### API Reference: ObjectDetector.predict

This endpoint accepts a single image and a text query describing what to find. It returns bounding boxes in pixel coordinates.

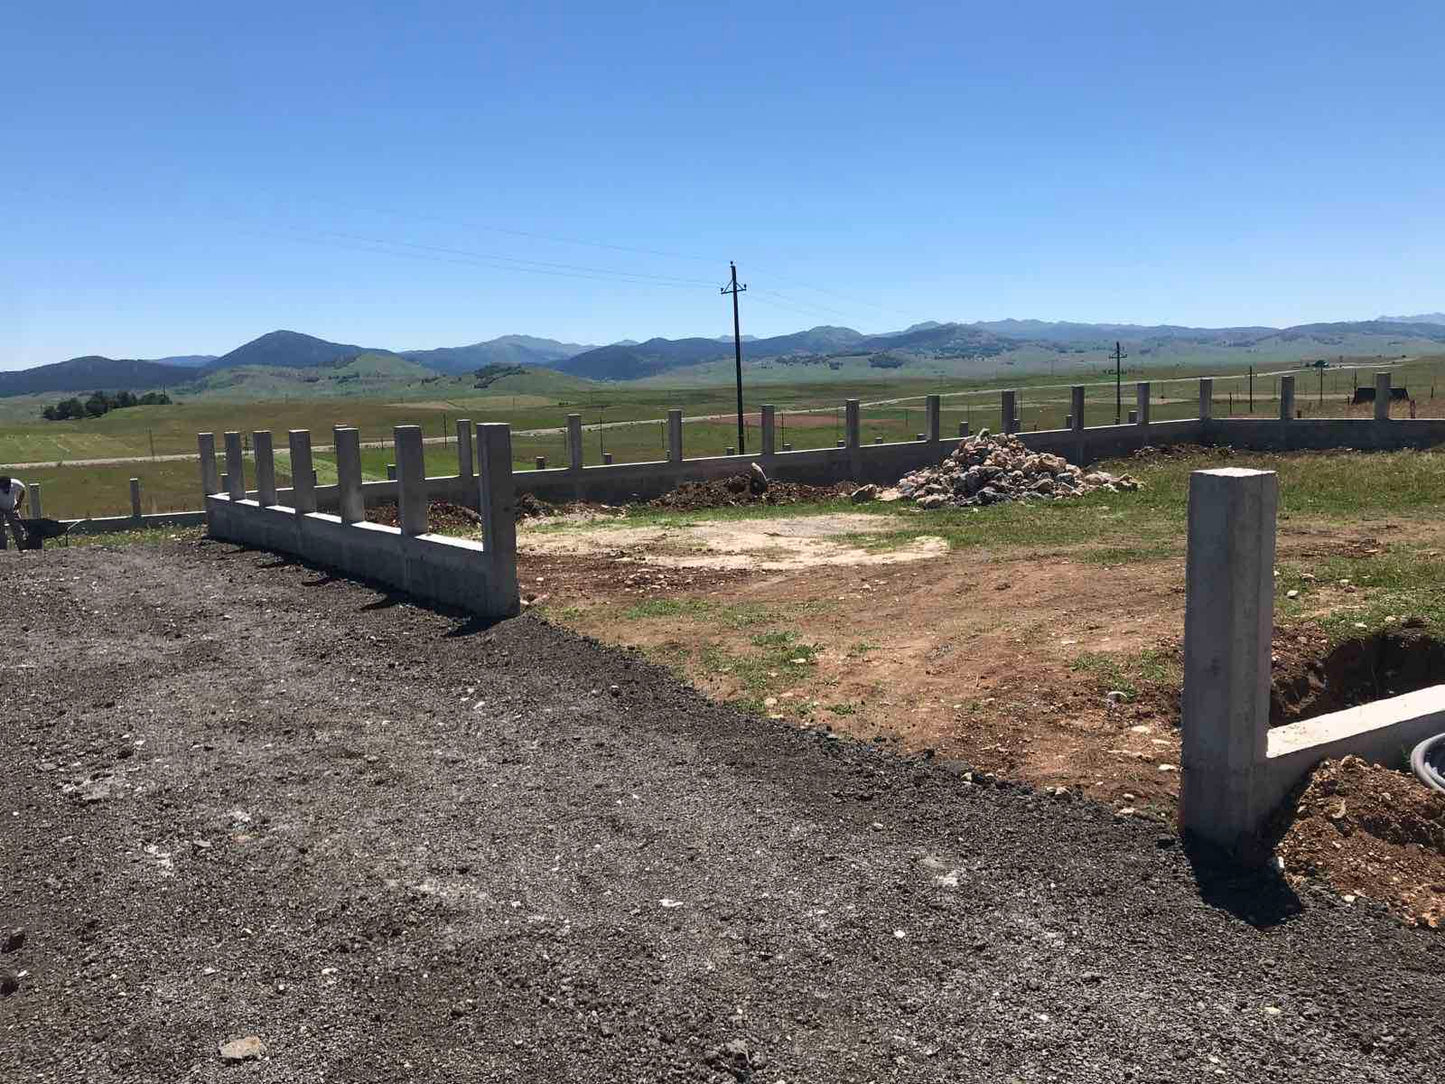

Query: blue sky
[3,1,1443,368]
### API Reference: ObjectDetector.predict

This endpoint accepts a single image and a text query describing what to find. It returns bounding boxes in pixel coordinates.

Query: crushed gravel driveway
[2,541,1443,1082]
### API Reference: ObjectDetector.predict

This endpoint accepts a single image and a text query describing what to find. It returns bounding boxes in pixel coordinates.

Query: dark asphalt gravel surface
[2,541,1443,1082]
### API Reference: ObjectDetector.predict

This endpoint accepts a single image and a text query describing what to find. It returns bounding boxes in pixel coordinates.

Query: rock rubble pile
[893,430,1141,509]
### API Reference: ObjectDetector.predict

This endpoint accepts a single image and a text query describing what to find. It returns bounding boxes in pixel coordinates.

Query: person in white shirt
[0,476,27,550]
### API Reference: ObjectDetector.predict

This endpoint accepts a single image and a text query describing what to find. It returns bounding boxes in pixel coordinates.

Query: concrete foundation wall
[1178,465,1445,853]
[205,495,517,617]
[69,407,1445,534]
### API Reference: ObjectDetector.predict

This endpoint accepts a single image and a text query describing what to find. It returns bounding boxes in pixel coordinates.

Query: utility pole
[722,261,748,454]
[1249,366,1254,412]
[1111,341,1127,425]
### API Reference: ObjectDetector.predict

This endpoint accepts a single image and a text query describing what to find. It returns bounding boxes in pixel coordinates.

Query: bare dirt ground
[522,515,1406,816]
[5,541,1445,1082]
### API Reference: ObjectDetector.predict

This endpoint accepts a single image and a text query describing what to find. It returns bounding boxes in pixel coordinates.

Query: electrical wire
[1410,733,1445,794]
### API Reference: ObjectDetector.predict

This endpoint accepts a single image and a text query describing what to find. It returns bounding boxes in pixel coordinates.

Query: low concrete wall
[201,423,519,619]
[1178,466,1445,852]
[64,381,1445,532]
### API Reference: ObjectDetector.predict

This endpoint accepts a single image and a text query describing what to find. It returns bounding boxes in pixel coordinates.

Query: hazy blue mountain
[206,330,375,370]
[557,326,867,380]
[401,334,594,374]
[1377,312,1445,325]
[0,355,191,397]
[148,354,216,367]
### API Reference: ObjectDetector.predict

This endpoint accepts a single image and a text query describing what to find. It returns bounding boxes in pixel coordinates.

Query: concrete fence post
[334,427,364,524]
[566,413,584,471]
[198,432,220,496]
[386,464,397,481]
[253,431,277,506]
[760,405,776,456]
[1179,467,1278,850]
[1136,382,1151,427]
[288,430,316,514]
[394,425,428,536]
[129,478,142,520]
[1001,390,1017,434]
[845,399,861,448]
[223,432,245,501]
[1279,375,1295,421]
[29,483,42,519]
[1199,378,1214,421]
[1071,387,1086,432]
[1375,372,1392,421]
[456,419,474,480]
[477,423,520,615]
[958,421,970,438]
[925,395,941,442]
[667,409,684,463]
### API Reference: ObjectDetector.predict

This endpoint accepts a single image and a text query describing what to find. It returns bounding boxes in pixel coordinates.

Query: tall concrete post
[334,426,364,524]
[1375,372,1392,421]
[844,399,861,447]
[28,483,41,519]
[253,431,277,506]
[197,432,220,496]
[129,478,142,520]
[394,425,428,536]
[477,423,520,616]
[958,421,970,438]
[1179,468,1278,850]
[1071,387,1086,432]
[1278,375,1295,421]
[386,464,396,481]
[760,405,776,455]
[566,414,584,471]
[456,419,474,481]
[925,395,941,442]
[1135,382,1151,427]
[223,432,245,501]
[1198,378,1214,421]
[1001,390,1017,434]
[288,430,316,514]
[667,409,684,463]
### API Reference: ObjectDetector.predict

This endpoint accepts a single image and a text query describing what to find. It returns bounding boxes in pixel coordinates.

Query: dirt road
[3,543,1443,1081]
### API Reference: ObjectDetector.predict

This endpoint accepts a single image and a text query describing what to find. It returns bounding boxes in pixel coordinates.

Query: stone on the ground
[894,432,1142,510]
[850,484,878,503]
[748,462,768,494]
[3,928,25,952]
[218,1036,267,1062]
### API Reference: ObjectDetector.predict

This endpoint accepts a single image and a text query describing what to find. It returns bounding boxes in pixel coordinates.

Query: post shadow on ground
[1181,825,1302,929]
[213,539,514,636]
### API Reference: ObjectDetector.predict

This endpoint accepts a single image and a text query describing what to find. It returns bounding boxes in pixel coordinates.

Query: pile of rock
[891,430,1142,509]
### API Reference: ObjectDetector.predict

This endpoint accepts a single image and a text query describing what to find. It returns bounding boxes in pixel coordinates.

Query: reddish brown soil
[1278,757,1445,928]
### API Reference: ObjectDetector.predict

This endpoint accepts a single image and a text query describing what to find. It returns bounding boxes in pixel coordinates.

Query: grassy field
[8,354,1443,519]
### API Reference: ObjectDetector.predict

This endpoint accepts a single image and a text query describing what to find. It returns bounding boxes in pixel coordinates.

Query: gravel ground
[2,542,1444,1083]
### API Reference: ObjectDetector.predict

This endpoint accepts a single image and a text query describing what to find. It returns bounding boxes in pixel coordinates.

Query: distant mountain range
[400,334,596,374]
[4,316,1444,397]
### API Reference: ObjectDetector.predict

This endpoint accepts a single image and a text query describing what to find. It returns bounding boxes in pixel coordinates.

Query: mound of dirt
[1131,443,1236,462]
[648,472,857,511]
[1277,755,1445,928]
[367,500,483,534]
[896,431,1142,509]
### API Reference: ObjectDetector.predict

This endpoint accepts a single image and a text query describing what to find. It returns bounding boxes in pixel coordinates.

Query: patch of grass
[623,597,718,620]
[1071,652,1137,699]
[1276,543,1445,642]
[847,640,881,657]
[827,702,859,716]
[66,525,205,548]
